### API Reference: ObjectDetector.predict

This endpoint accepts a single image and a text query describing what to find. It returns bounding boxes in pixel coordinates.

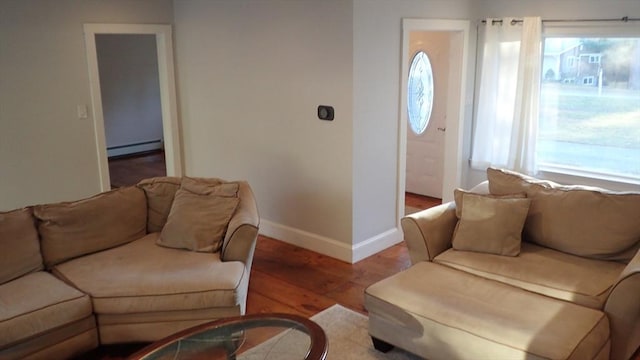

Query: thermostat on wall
[317,105,334,121]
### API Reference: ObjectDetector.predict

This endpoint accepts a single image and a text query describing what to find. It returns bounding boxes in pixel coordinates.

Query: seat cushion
[365,262,610,360]
[0,208,43,284]
[435,242,625,309]
[0,272,93,348]
[34,186,147,267]
[53,233,246,314]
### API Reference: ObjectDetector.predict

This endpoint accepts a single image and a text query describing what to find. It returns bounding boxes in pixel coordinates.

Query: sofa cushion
[435,242,626,309]
[452,190,530,256]
[34,186,147,267]
[158,180,239,252]
[365,262,610,360]
[487,167,640,261]
[53,233,246,314]
[136,176,182,233]
[0,208,43,284]
[0,272,93,348]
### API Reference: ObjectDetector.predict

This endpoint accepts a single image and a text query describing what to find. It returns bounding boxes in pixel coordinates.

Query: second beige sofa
[365,168,640,360]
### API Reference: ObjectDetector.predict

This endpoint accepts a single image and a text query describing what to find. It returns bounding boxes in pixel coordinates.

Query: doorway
[84,24,182,191]
[405,31,453,199]
[398,19,473,219]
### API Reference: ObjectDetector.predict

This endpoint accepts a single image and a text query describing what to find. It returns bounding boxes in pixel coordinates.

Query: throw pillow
[158,180,240,252]
[452,192,531,256]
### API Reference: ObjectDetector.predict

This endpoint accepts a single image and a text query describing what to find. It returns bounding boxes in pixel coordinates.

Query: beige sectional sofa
[366,168,640,360]
[0,176,259,359]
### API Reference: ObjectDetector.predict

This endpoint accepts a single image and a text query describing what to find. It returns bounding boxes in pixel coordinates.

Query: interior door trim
[83,23,183,191]
[397,19,475,225]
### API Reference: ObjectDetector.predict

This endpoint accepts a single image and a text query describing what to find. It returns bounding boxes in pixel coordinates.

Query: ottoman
[365,262,610,360]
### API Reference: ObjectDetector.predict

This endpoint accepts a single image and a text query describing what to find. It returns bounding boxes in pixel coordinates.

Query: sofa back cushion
[0,208,44,284]
[487,167,640,262]
[137,177,182,233]
[34,186,147,267]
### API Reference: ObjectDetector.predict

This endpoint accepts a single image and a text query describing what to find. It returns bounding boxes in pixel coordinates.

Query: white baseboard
[259,220,403,263]
[351,227,403,262]
[107,140,163,158]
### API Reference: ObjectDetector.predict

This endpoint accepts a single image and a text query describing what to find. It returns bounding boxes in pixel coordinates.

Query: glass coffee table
[128,313,327,360]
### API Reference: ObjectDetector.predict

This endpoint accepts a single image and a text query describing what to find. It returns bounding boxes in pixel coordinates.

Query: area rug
[309,304,420,360]
[239,304,420,360]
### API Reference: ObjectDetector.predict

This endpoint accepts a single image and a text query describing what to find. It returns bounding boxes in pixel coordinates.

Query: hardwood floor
[108,150,166,189]
[405,191,441,209]
[249,236,414,317]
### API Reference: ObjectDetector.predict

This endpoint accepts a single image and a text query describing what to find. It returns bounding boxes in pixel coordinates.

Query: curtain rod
[483,16,639,25]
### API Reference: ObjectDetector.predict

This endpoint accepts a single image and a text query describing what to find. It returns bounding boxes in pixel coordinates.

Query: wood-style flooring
[108,151,166,189]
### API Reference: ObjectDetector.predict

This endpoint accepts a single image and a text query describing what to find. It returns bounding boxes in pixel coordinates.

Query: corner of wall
[259,220,402,264]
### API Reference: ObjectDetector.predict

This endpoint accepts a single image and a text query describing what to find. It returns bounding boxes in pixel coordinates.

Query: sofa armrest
[604,249,640,360]
[221,181,260,271]
[400,202,457,264]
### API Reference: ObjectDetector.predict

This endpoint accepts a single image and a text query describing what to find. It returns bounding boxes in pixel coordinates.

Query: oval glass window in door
[407,51,434,135]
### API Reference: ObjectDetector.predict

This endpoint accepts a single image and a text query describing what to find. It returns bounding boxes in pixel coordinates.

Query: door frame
[84,23,182,191]
[398,19,473,220]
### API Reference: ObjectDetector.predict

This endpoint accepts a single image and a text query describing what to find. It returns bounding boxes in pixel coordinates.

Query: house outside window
[540,35,640,183]
[588,54,601,63]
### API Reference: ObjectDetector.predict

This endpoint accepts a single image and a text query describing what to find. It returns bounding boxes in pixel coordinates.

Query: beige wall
[173,0,354,250]
[0,0,173,210]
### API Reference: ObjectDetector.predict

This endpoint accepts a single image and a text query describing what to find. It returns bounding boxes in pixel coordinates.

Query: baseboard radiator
[107,139,163,158]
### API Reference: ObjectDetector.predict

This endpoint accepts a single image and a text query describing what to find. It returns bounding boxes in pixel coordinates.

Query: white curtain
[471,17,542,174]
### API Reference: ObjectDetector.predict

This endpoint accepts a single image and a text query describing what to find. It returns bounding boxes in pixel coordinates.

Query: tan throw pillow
[0,208,44,284]
[487,167,640,261]
[452,192,531,256]
[158,181,240,252]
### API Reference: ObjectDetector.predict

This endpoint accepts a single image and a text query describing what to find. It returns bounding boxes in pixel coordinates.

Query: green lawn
[539,84,640,149]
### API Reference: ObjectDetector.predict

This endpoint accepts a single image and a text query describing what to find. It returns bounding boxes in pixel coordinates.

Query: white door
[405,31,451,198]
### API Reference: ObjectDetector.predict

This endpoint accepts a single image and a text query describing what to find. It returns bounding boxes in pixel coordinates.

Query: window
[582,76,595,85]
[567,56,577,67]
[407,51,434,135]
[539,37,640,182]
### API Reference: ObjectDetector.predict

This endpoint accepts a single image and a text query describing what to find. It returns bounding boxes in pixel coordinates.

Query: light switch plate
[77,105,88,119]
